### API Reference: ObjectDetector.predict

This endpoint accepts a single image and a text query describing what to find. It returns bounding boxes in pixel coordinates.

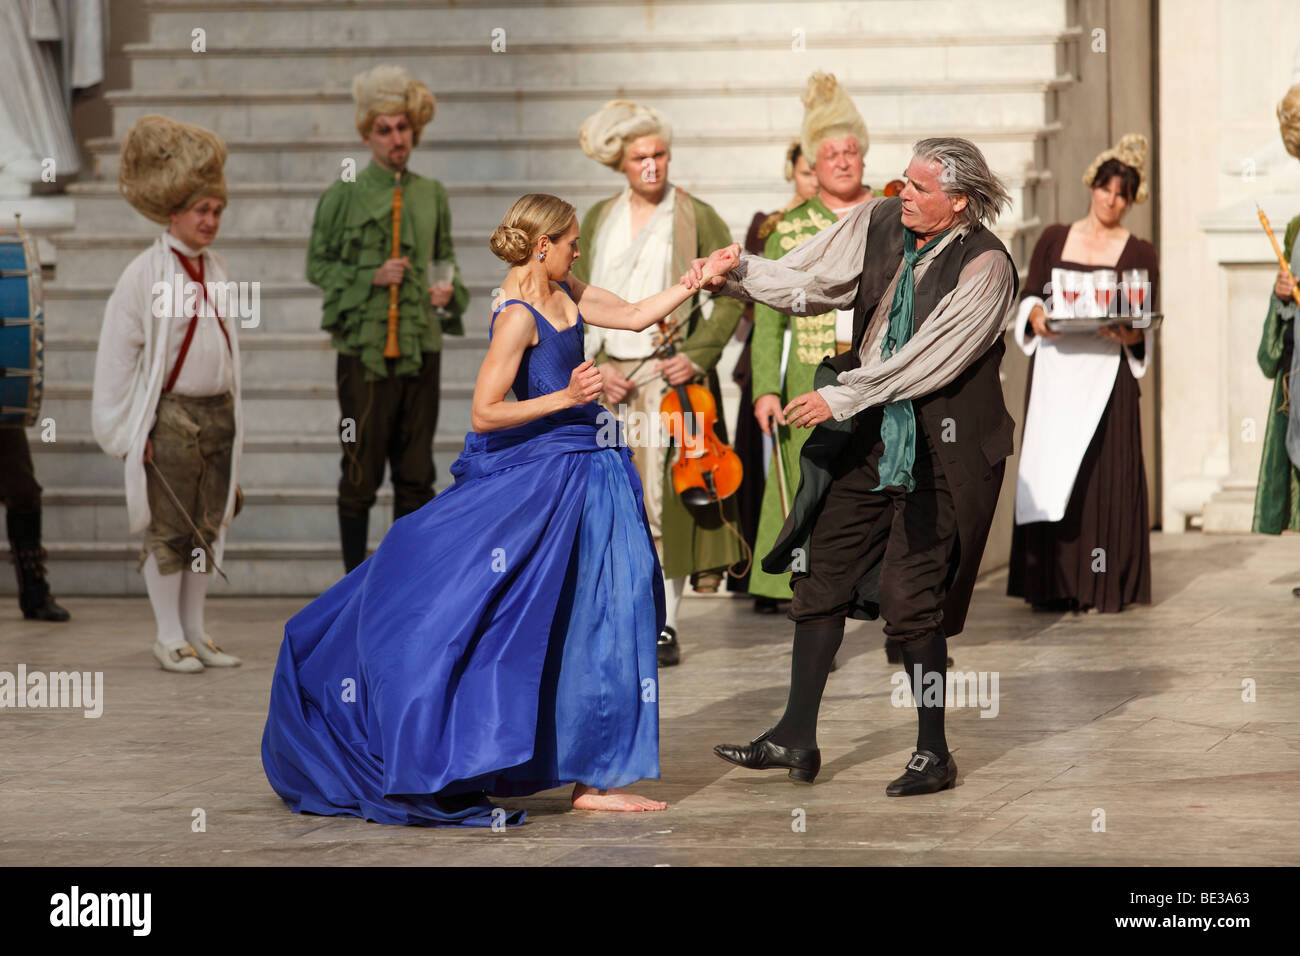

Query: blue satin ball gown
[262,281,665,826]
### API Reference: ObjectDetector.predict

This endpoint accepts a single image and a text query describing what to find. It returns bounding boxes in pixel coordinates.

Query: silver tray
[1046,313,1163,334]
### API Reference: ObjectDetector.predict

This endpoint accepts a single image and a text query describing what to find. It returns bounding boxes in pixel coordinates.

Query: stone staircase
[6,0,1079,597]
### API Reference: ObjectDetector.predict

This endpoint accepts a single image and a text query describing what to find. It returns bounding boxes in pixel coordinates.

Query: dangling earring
[537,253,545,261]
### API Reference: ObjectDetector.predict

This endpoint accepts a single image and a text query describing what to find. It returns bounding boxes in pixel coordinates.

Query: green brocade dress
[1253,213,1300,533]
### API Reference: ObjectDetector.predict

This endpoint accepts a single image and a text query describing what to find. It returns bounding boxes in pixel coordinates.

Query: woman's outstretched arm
[565,247,739,332]
[470,305,603,432]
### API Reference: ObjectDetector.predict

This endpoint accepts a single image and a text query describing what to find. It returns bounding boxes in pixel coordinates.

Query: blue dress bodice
[491,281,585,402]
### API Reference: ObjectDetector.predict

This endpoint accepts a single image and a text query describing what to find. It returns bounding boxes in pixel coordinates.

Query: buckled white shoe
[189,635,242,668]
[153,640,204,674]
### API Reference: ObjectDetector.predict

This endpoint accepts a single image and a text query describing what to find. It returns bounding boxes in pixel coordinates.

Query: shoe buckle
[907,753,930,773]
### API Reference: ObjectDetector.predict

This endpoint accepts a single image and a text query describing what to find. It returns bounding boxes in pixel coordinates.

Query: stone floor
[2,531,1298,866]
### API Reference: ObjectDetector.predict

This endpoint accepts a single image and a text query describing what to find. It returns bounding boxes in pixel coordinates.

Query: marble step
[123,34,1072,90]
[68,173,1043,237]
[40,282,502,336]
[140,0,1072,45]
[39,331,491,386]
[37,381,478,436]
[33,485,416,543]
[0,540,380,596]
[85,128,1054,187]
[25,432,469,488]
[103,78,1066,141]
[48,232,510,285]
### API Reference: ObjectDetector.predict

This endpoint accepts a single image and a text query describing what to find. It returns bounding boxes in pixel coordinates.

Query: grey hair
[911,137,1011,228]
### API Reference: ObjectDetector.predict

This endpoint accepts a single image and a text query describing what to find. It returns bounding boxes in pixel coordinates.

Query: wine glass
[1059,270,1082,319]
[429,259,455,315]
[1122,268,1149,318]
[1094,269,1117,319]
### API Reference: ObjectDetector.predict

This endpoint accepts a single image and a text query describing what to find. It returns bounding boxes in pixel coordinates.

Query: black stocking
[768,621,845,751]
[900,629,948,758]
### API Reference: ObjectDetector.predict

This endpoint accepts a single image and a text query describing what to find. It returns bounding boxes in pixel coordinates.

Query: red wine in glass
[1123,268,1148,317]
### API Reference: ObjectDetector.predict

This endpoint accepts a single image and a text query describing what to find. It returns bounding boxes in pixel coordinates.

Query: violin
[656,320,743,511]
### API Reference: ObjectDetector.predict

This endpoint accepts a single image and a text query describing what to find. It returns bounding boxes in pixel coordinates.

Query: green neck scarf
[873,226,953,492]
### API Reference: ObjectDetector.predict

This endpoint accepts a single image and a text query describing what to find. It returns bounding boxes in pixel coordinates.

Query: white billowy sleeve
[817,250,1017,421]
[91,261,151,457]
[1124,326,1153,379]
[1013,295,1045,356]
[718,197,880,315]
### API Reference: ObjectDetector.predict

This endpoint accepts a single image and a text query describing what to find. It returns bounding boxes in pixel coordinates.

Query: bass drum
[0,222,45,427]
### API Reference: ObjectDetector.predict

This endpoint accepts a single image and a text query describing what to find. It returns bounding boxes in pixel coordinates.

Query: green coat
[748,195,842,598]
[572,187,745,578]
[1253,213,1300,533]
[307,161,468,381]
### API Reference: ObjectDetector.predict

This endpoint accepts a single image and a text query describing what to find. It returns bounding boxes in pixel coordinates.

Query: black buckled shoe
[713,729,821,783]
[885,750,957,797]
[657,626,680,667]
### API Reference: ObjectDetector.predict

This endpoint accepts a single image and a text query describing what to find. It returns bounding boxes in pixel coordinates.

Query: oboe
[383,170,404,358]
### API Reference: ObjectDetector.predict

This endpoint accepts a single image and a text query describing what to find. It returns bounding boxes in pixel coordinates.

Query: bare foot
[571,783,668,812]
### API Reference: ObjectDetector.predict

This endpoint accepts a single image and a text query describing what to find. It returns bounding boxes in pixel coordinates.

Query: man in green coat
[573,99,744,666]
[750,71,876,601]
[307,66,468,572]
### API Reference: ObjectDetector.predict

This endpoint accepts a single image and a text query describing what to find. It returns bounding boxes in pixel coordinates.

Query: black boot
[7,509,70,622]
[339,511,369,573]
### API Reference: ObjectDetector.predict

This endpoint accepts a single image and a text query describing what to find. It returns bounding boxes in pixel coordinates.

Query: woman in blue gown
[261,194,737,825]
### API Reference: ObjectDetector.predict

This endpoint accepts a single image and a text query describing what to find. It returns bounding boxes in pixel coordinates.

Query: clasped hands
[683,245,833,429]
[371,256,453,307]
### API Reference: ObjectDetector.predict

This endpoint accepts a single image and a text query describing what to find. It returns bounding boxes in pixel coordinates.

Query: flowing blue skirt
[261,419,664,826]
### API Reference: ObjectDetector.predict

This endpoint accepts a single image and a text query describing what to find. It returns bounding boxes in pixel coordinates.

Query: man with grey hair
[693,137,1018,796]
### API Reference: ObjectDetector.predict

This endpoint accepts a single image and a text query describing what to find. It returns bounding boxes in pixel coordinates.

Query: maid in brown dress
[1008,134,1158,613]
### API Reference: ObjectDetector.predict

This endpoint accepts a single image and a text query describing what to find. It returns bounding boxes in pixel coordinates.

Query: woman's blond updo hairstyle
[489,194,577,266]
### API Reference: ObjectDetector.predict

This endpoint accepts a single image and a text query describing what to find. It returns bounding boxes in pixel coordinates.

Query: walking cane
[146,460,230,583]
[770,415,791,520]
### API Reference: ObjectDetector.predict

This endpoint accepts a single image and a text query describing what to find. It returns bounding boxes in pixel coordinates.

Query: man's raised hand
[784,390,833,429]
[683,243,742,291]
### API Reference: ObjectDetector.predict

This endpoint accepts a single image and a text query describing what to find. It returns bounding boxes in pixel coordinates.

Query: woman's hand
[566,359,604,407]
[753,393,786,435]
[684,243,742,291]
[142,438,154,464]
[1098,323,1143,347]
[1028,304,1058,338]
[1275,266,1295,302]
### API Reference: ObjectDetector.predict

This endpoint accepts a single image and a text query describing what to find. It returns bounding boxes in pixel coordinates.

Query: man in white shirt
[93,115,244,674]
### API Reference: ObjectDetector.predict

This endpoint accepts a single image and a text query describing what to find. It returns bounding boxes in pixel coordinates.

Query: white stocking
[141,552,186,650]
[179,569,210,645]
[663,573,686,632]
